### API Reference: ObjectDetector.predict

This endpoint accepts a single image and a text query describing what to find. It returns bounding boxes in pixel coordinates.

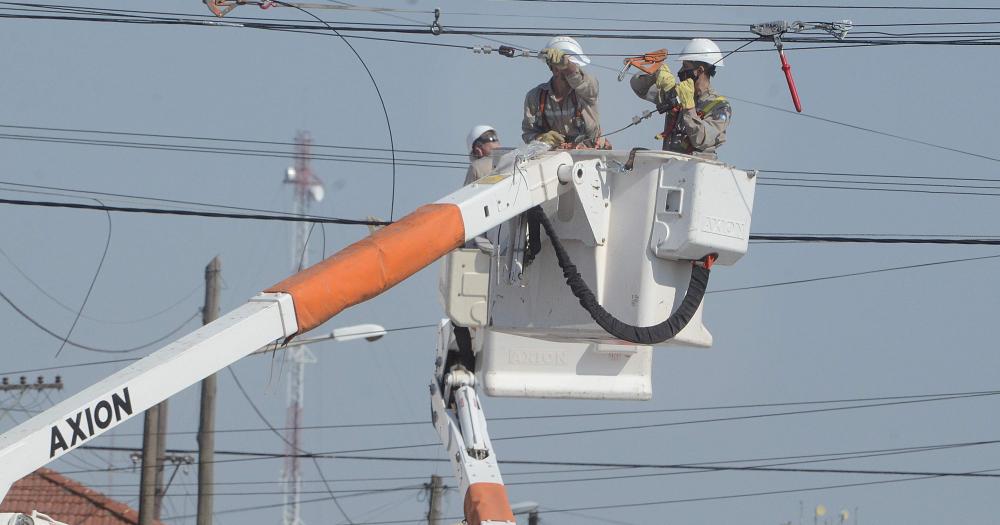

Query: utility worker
[522,36,605,149]
[465,124,501,184]
[630,38,731,159]
[462,125,500,252]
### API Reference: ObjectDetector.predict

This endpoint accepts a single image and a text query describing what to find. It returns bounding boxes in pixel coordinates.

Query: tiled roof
[0,468,161,525]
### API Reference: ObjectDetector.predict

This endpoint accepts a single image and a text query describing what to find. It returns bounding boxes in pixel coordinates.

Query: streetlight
[250,323,387,356]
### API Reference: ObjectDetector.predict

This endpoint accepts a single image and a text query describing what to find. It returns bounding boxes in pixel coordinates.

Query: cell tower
[281,131,324,525]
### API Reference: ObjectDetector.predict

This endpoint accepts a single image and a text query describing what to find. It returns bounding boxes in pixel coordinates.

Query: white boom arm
[0,145,576,505]
[0,294,298,499]
[431,321,515,525]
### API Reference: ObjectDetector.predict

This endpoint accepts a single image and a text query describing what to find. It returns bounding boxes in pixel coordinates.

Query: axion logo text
[50,387,133,457]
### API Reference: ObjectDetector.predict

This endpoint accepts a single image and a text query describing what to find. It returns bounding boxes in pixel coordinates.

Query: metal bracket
[570,159,610,246]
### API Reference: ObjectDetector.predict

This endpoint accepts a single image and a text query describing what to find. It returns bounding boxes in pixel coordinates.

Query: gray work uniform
[630,73,731,159]
[463,155,496,252]
[522,69,601,147]
[465,155,493,185]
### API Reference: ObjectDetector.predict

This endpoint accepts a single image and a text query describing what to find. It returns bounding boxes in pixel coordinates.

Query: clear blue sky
[1,1,1000,524]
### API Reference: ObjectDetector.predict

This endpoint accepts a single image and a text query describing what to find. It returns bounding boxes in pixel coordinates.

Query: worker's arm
[679,100,732,151]
[630,72,659,103]
[521,87,546,143]
[565,68,598,104]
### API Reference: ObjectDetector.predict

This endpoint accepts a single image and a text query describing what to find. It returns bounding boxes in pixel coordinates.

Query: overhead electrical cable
[709,253,1000,293]
[80,436,1000,479]
[733,96,1000,163]
[54,198,111,358]
[228,366,356,524]
[269,0,396,223]
[0,241,201,325]
[101,387,1000,437]
[0,289,200,353]
[499,0,1000,10]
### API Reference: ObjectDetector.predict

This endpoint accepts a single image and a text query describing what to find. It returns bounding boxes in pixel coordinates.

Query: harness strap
[538,87,583,137]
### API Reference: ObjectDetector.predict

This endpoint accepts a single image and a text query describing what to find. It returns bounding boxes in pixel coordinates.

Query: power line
[14,196,1000,241]
[0,241,201,324]
[227,366,356,524]
[734,96,1000,163]
[101,387,1000,437]
[710,253,1000,294]
[0,197,388,225]
[54,198,111,358]
[0,287,201,353]
[499,0,1000,10]
[82,435,1000,480]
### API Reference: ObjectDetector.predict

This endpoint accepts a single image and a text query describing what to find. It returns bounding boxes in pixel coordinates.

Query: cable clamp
[430,8,442,36]
[473,45,494,55]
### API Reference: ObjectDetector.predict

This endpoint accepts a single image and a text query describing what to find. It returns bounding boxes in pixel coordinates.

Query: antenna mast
[281,131,324,525]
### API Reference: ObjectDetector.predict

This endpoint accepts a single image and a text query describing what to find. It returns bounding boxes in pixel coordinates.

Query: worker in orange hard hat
[465,124,501,184]
[522,36,607,149]
[630,38,731,159]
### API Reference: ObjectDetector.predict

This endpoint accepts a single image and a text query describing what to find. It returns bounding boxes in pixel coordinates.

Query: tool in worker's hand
[750,19,852,113]
[617,49,667,81]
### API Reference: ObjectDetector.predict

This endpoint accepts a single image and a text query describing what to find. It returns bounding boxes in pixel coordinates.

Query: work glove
[543,48,568,69]
[654,63,676,91]
[676,79,696,110]
[536,130,565,147]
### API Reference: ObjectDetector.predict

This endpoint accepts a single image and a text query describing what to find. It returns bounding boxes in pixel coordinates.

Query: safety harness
[659,95,728,153]
[538,87,584,139]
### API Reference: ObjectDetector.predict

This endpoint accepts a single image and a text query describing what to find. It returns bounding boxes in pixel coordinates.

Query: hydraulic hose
[528,207,710,345]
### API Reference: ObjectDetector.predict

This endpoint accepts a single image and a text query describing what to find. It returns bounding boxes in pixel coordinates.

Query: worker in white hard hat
[629,38,731,159]
[522,36,606,149]
[465,124,501,184]
[462,125,499,253]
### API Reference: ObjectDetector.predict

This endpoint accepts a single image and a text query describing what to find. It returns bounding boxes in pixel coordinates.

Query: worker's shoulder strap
[698,96,729,118]
[538,88,549,129]
[538,88,583,123]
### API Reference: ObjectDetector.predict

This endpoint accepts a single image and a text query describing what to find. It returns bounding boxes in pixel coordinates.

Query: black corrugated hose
[527,206,711,345]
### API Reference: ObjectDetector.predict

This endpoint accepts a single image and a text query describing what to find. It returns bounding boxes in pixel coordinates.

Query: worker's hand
[676,79,696,110]
[654,63,676,91]
[543,48,568,69]
[536,130,565,147]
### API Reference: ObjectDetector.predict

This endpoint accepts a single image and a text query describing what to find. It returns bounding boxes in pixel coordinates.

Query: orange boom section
[265,203,465,334]
[464,483,516,525]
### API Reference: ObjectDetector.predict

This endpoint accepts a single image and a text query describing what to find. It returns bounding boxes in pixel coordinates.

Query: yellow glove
[654,63,676,91]
[536,130,565,147]
[676,79,696,110]
[544,48,568,69]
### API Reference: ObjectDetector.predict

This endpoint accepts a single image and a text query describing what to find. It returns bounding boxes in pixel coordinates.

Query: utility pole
[153,398,168,518]
[281,131,324,525]
[197,257,222,525]
[0,376,64,423]
[137,402,159,525]
[426,475,443,525]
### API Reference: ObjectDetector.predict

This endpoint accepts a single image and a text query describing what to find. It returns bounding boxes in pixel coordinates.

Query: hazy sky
[2,1,1000,524]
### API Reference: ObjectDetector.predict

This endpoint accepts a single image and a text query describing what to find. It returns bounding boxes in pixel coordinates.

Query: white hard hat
[676,38,725,67]
[466,124,496,153]
[545,36,590,66]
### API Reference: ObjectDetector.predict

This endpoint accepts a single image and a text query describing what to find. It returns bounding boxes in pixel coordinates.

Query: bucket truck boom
[0,145,578,503]
[0,144,757,525]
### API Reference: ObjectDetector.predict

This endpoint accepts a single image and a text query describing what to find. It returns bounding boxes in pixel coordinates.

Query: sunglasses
[474,134,499,147]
